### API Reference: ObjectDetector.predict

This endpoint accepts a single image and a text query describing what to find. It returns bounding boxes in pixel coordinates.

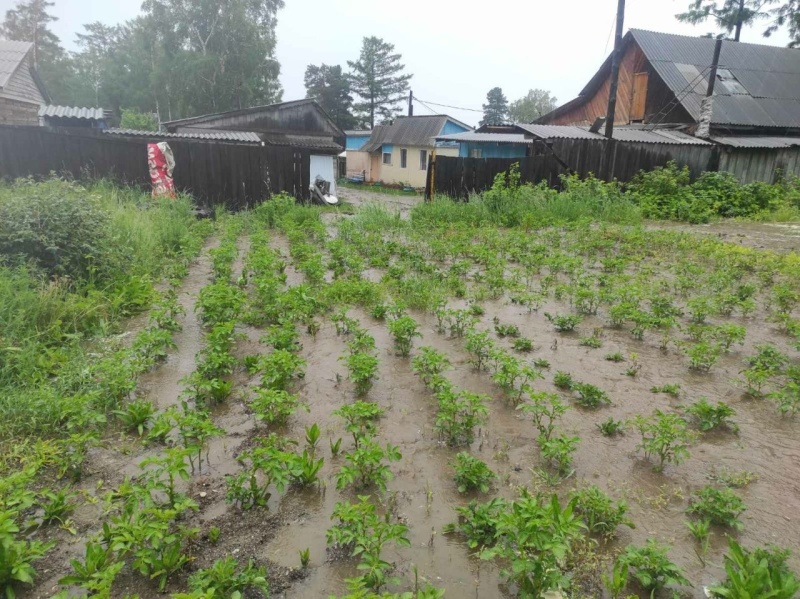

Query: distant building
[344,130,371,151]
[348,115,471,187]
[162,99,345,194]
[0,41,49,125]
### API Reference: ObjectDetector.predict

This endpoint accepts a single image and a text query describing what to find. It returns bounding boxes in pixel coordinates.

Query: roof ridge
[629,27,799,52]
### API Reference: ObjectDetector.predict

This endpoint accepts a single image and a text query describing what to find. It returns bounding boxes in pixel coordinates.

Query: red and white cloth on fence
[147,142,176,198]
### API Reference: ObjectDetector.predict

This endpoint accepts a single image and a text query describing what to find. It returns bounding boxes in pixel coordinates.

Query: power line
[414,97,484,113]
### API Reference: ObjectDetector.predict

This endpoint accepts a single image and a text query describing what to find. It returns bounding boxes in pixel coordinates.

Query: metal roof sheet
[261,133,342,150]
[630,29,800,128]
[710,136,800,148]
[516,124,602,140]
[362,115,472,152]
[39,105,108,120]
[0,40,32,89]
[344,130,370,136]
[104,128,263,144]
[435,132,531,144]
[518,123,710,145]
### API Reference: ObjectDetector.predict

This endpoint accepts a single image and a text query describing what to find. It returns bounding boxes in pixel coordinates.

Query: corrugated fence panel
[0,125,312,209]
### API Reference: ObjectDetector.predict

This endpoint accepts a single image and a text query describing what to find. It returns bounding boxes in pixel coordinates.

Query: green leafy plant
[0,508,54,597]
[465,329,494,371]
[708,538,800,599]
[634,410,696,472]
[256,349,306,391]
[435,388,489,446]
[742,344,788,397]
[685,518,711,557]
[494,322,521,338]
[299,548,310,569]
[388,315,421,357]
[684,340,722,372]
[336,440,401,491]
[334,401,384,448]
[553,371,574,390]
[618,540,689,596]
[512,337,534,352]
[518,392,567,442]
[596,417,626,437]
[605,352,625,363]
[344,352,379,396]
[651,383,681,397]
[187,556,269,599]
[570,485,634,537]
[687,486,747,530]
[39,489,77,524]
[251,389,305,427]
[571,381,611,409]
[544,312,581,332]
[58,541,123,597]
[538,433,579,474]
[684,397,737,432]
[579,332,603,348]
[452,453,495,493]
[114,399,157,436]
[411,347,451,388]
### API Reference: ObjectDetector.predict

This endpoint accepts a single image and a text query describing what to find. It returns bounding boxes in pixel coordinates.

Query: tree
[348,36,412,129]
[0,0,70,100]
[676,0,800,46]
[305,64,358,130]
[120,107,158,131]
[508,89,558,123]
[480,87,509,126]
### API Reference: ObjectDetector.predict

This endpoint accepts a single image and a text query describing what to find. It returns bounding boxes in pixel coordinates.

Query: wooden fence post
[424,149,436,202]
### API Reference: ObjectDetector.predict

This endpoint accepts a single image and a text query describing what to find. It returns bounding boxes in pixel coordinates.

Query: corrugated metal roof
[517,123,710,145]
[0,40,32,89]
[362,115,472,152]
[345,130,370,136]
[710,136,800,148]
[261,133,342,150]
[516,124,602,140]
[630,29,800,128]
[39,105,108,120]
[104,128,263,144]
[436,132,531,144]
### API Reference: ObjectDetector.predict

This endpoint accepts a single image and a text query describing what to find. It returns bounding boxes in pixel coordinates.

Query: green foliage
[553,371,575,390]
[545,312,582,332]
[452,452,495,493]
[512,337,534,352]
[58,541,123,597]
[618,540,689,595]
[519,392,567,442]
[387,315,421,357]
[187,556,269,598]
[251,389,304,426]
[596,417,626,437]
[605,352,626,363]
[708,538,800,599]
[684,397,737,432]
[651,383,681,397]
[742,344,787,397]
[570,486,634,537]
[687,486,747,530]
[571,381,612,409]
[334,401,384,447]
[634,410,696,471]
[345,352,380,397]
[336,440,401,491]
[327,496,411,591]
[0,508,55,597]
[685,518,711,556]
[537,433,579,474]
[114,399,157,436]
[256,350,306,391]
[434,388,489,446]
[119,108,159,131]
[684,340,722,372]
[411,347,451,387]
[771,364,800,416]
[348,36,412,128]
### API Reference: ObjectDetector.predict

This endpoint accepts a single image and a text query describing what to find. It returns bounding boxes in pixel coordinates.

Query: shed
[163,99,345,195]
[0,41,49,126]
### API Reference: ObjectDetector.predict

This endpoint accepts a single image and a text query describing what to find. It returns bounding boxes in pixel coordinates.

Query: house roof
[39,105,109,121]
[345,130,371,136]
[436,131,532,144]
[104,128,263,144]
[541,29,800,129]
[710,135,800,148]
[362,115,472,152]
[0,40,32,89]
[521,123,711,145]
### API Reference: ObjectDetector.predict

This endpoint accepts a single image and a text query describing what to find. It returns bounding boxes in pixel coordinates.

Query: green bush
[0,178,115,281]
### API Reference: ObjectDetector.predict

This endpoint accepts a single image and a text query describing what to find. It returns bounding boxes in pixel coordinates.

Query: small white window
[470,148,482,158]
[382,152,391,165]
[400,148,407,168]
[419,149,428,170]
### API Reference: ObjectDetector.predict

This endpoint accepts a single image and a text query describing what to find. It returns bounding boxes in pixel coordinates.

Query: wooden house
[0,41,49,126]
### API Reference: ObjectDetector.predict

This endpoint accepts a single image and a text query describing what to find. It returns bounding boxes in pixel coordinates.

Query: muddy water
[653,220,800,253]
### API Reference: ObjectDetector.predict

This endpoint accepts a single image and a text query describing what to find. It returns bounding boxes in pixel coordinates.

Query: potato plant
[452,453,495,493]
[634,410,696,472]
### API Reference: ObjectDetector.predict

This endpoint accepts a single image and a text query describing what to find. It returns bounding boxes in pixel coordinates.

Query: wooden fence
[428,138,717,200]
[0,126,314,209]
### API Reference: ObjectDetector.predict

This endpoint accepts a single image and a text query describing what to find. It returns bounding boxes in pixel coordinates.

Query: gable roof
[541,29,800,129]
[362,115,472,152]
[0,40,32,89]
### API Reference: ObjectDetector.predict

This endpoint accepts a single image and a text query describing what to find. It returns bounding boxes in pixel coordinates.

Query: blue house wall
[458,142,529,158]
[440,119,471,136]
[346,134,370,150]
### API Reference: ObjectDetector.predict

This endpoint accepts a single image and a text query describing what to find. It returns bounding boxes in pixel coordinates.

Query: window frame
[400,148,407,168]
[382,152,392,165]
[469,148,482,159]
[419,149,428,170]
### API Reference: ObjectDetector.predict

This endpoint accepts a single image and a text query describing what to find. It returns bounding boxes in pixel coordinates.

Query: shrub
[0,179,116,281]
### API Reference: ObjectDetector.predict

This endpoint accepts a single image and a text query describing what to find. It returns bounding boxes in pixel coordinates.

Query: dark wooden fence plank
[0,125,322,209]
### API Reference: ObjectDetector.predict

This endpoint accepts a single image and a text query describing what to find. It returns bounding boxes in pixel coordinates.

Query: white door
[310,155,336,196]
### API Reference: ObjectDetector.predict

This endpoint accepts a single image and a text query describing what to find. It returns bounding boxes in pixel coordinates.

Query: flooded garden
[2,178,800,599]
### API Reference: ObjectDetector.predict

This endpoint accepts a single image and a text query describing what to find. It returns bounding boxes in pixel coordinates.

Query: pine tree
[677,0,800,46]
[480,87,509,126]
[348,36,412,129]
[305,64,358,130]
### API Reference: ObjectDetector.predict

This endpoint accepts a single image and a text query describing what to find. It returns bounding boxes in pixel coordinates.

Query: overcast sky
[13,0,793,126]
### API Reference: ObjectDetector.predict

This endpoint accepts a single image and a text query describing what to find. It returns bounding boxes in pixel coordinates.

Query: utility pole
[604,0,626,140]
[408,90,414,116]
[697,37,723,139]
